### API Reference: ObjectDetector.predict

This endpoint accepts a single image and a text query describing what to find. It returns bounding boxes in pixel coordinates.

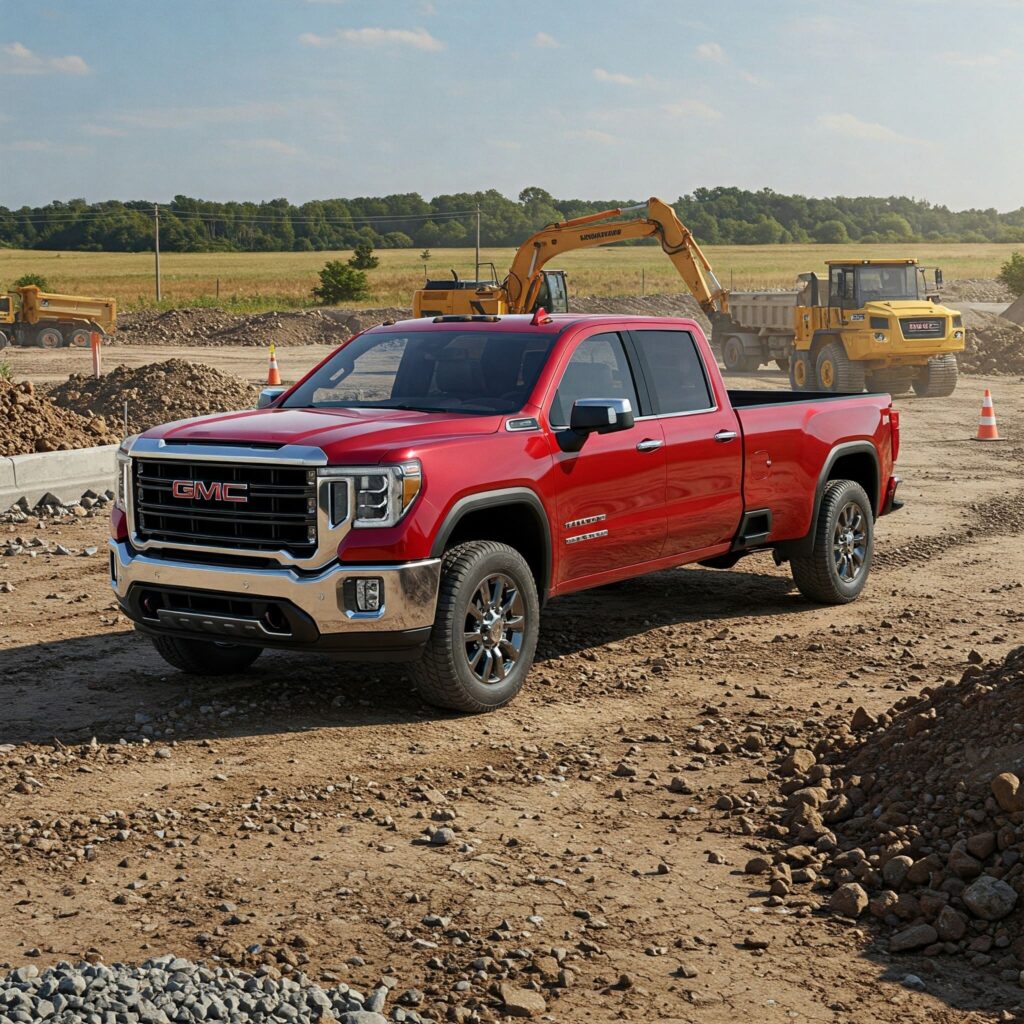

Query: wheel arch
[430,487,552,602]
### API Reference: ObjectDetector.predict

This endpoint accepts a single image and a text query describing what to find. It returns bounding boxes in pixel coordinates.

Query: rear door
[628,328,743,555]
[547,329,666,585]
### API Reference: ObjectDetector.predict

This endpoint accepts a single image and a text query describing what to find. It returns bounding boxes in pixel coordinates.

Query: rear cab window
[629,329,715,415]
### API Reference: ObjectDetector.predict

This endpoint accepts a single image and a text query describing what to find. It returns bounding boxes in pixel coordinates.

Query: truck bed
[727,389,886,407]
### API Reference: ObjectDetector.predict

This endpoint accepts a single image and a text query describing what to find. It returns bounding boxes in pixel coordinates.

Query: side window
[549,333,638,428]
[545,273,568,313]
[632,330,713,414]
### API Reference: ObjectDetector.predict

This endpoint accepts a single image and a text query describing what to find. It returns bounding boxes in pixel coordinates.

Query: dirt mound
[960,310,1024,375]
[51,359,259,435]
[942,279,1013,303]
[766,646,1024,974]
[114,307,410,347]
[1002,293,1024,328]
[0,379,120,456]
[570,292,710,330]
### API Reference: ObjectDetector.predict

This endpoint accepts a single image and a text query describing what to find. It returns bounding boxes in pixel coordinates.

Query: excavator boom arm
[505,197,729,316]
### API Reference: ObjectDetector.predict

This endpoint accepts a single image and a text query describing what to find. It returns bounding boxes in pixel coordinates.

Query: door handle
[714,430,738,443]
[635,438,664,452]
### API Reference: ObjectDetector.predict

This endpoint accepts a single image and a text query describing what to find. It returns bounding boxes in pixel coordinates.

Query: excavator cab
[532,270,569,313]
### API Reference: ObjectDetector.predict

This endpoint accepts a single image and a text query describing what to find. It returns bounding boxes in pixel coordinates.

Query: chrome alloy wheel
[463,573,526,684]
[832,501,867,583]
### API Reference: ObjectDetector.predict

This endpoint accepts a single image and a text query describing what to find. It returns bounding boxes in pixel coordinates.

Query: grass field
[0,243,1016,313]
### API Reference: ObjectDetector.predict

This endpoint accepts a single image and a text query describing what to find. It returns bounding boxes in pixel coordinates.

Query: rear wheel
[722,336,760,373]
[150,635,263,675]
[790,480,874,604]
[789,352,812,391]
[412,540,539,713]
[774,355,791,373]
[912,354,958,397]
[35,325,64,349]
[67,326,93,348]
[868,368,914,396]
[816,340,865,393]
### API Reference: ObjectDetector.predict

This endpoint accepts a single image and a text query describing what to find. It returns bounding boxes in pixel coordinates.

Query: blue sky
[2,0,1021,210]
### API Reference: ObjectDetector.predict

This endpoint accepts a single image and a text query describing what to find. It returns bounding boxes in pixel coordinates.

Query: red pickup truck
[110,313,902,712]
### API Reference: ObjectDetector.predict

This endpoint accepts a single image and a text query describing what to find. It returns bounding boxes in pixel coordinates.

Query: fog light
[355,577,383,612]
[954,330,964,340]
[873,332,887,343]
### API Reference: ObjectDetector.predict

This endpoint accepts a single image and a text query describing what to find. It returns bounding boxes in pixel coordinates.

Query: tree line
[3,186,1023,253]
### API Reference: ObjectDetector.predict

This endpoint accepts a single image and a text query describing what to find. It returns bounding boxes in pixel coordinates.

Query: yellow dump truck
[0,285,117,349]
[711,260,965,396]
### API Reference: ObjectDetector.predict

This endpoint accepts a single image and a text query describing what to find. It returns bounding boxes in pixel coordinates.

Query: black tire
[412,540,539,713]
[790,480,874,605]
[722,336,760,373]
[816,340,865,393]
[150,634,263,675]
[789,351,813,391]
[912,354,958,397]
[774,356,791,373]
[35,325,64,349]
[868,368,914,397]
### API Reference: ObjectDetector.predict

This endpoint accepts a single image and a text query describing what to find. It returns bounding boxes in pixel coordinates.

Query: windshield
[282,329,557,415]
[856,265,919,303]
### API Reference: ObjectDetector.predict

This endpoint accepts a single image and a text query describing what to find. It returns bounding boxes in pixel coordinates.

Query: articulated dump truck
[711,260,965,397]
[0,285,117,349]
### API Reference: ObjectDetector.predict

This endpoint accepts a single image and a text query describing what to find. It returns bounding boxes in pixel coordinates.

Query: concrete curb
[1,444,118,510]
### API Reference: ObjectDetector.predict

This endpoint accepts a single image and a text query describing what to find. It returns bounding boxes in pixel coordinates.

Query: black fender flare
[430,486,552,600]
[776,441,880,559]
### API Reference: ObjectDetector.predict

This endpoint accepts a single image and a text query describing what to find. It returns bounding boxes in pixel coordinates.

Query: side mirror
[560,398,634,451]
[257,386,286,409]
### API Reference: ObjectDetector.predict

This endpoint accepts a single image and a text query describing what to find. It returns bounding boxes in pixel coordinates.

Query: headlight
[873,332,887,343]
[115,434,139,509]
[954,330,964,340]
[320,460,422,528]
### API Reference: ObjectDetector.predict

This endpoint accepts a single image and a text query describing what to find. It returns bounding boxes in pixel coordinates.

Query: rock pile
[114,307,409,348]
[761,646,1024,980]
[571,292,710,332]
[941,279,1013,303]
[51,360,259,435]
[960,310,1024,375]
[0,957,398,1023]
[0,379,120,456]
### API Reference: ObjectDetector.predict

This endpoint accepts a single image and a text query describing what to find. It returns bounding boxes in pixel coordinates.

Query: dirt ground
[1,353,1023,1023]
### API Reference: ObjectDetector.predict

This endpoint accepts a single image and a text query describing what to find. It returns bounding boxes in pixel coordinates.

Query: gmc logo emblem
[171,480,249,502]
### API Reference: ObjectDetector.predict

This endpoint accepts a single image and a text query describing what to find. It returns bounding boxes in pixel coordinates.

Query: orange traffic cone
[975,388,1002,441]
[267,342,282,386]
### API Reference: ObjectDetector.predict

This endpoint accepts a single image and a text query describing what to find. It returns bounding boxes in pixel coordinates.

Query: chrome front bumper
[109,539,441,646]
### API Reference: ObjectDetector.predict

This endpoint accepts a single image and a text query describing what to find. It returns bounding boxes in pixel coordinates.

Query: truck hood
[143,406,503,458]
[863,300,959,317]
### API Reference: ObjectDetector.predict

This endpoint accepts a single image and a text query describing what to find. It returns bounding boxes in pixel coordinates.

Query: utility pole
[474,204,481,282]
[154,204,162,302]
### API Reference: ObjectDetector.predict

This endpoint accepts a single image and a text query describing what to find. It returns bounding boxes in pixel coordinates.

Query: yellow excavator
[411,197,730,321]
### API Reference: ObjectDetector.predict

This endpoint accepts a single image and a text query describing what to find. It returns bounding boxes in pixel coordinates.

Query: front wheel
[816,340,866,394]
[912,354,958,397]
[412,541,539,713]
[790,480,874,604]
[149,634,263,675]
[789,352,812,391]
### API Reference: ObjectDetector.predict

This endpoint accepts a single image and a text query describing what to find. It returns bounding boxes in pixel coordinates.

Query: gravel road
[1,360,1022,1023]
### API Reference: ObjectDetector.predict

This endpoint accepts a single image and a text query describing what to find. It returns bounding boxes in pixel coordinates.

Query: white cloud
[817,113,922,144]
[1,41,90,75]
[942,48,1012,67]
[419,1,437,13]
[81,123,127,138]
[228,138,302,157]
[299,27,443,51]
[662,99,721,120]
[593,67,640,86]
[12,139,90,155]
[534,32,560,49]
[566,128,620,145]
[696,41,726,63]
[114,102,288,129]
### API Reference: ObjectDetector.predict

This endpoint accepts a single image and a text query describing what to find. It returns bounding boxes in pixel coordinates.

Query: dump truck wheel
[150,635,263,675]
[67,327,93,348]
[35,326,64,349]
[868,368,914,396]
[790,480,874,605]
[412,540,539,714]
[775,356,790,373]
[912,354,959,397]
[722,336,759,374]
[789,352,812,391]
[816,340,865,393]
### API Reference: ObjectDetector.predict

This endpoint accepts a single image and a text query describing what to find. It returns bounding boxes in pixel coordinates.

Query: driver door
[548,330,666,586]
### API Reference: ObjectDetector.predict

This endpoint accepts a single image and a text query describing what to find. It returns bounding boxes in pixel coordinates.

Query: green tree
[312,260,369,304]
[12,272,49,290]
[420,249,432,263]
[997,251,1024,296]
[348,241,379,269]
[813,219,849,244]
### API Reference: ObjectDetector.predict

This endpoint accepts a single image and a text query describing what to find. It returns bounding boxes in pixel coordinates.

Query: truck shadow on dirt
[2,559,808,747]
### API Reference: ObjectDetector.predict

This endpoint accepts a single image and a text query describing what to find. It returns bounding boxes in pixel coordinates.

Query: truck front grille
[132,458,317,557]
[899,317,946,340]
